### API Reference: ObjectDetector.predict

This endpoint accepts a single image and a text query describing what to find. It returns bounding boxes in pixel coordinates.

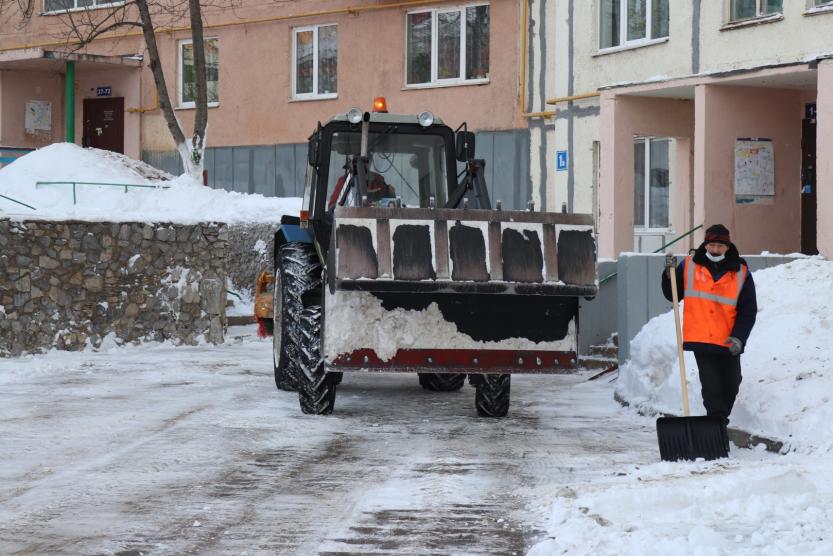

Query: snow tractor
[261,102,597,416]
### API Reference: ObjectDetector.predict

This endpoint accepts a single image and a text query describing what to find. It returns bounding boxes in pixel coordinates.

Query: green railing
[35,181,170,205]
[598,224,704,285]
[0,192,37,211]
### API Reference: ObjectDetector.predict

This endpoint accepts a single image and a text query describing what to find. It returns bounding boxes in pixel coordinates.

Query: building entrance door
[801,116,818,255]
[83,97,124,154]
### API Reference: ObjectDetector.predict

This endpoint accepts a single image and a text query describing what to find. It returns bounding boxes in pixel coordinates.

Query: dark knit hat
[704,224,731,246]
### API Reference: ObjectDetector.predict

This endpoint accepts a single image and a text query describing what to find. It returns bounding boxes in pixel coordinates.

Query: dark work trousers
[693,352,742,423]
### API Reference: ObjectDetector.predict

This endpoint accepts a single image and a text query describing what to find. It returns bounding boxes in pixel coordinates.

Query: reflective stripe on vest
[682,256,747,347]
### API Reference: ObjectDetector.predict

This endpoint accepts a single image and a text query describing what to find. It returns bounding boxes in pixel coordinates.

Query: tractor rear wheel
[273,242,322,391]
[418,373,465,392]
[473,374,511,417]
[297,305,337,415]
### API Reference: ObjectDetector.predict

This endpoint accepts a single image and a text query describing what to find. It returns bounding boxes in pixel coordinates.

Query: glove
[664,254,676,270]
[725,336,743,356]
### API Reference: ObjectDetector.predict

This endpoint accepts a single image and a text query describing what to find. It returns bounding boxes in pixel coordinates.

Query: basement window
[599,0,669,50]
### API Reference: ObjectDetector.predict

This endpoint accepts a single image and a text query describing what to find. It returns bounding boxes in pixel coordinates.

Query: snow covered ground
[0,322,831,554]
[0,143,300,223]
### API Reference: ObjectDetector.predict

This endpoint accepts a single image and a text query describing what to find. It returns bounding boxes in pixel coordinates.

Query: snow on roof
[0,143,300,223]
[616,257,833,454]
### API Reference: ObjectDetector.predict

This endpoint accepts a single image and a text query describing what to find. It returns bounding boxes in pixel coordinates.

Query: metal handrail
[0,193,37,210]
[598,224,704,285]
[35,181,170,205]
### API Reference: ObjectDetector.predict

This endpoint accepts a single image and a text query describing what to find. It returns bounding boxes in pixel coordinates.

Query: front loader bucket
[324,207,597,375]
[656,416,728,461]
[329,206,597,297]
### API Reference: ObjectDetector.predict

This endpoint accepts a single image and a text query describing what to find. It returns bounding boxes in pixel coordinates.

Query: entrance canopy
[598,61,826,258]
[0,47,142,71]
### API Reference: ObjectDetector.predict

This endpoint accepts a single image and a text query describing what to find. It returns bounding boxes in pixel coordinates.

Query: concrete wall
[696,84,803,255]
[0,219,228,357]
[615,252,802,363]
[599,95,696,257]
[577,259,617,354]
[817,60,833,258]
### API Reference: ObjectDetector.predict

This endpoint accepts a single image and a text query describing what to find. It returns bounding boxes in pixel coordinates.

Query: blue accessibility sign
[556,150,568,171]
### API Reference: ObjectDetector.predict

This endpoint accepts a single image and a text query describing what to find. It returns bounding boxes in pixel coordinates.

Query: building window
[178,38,219,108]
[730,0,782,21]
[43,0,123,12]
[600,0,669,50]
[292,24,338,99]
[406,3,489,86]
[813,0,833,5]
[634,137,671,230]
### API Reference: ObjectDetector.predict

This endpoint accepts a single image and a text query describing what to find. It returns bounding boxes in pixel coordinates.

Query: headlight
[417,111,434,127]
[347,108,363,124]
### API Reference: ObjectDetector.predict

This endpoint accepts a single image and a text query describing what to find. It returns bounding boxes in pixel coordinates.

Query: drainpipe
[519,0,555,119]
[65,61,75,143]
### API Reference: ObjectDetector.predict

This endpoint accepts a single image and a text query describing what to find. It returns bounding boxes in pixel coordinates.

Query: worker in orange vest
[662,224,758,442]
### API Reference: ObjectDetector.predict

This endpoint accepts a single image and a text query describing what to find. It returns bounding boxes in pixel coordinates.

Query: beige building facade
[532,0,833,258]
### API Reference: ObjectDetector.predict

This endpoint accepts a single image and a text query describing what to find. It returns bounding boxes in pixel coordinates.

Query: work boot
[722,419,730,454]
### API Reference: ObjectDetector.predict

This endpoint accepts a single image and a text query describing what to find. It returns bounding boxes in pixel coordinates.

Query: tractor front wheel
[297,305,337,415]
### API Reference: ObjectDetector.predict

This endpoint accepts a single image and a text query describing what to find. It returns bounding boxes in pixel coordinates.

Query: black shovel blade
[656,416,728,461]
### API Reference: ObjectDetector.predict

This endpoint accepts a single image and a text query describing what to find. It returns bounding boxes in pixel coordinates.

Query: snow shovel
[656,263,728,461]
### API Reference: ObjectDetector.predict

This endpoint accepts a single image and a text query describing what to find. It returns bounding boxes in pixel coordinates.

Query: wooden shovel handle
[669,263,691,417]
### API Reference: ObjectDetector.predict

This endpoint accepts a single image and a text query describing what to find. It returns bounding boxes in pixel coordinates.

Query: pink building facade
[1,1,541,208]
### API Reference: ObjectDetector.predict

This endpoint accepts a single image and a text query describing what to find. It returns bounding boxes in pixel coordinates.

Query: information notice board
[734,138,774,203]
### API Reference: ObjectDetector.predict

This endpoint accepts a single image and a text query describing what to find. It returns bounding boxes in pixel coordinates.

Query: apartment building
[0,0,547,209]
[531,0,832,258]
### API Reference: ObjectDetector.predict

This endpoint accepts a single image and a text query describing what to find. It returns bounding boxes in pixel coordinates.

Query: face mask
[705,252,725,262]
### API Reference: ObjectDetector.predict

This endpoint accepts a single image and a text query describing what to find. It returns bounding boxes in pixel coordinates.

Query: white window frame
[42,0,123,14]
[633,136,673,233]
[729,0,782,22]
[599,0,668,52]
[405,2,490,89]
[807,0,833,12]
[178,38,220,109]
[291,24,338,101]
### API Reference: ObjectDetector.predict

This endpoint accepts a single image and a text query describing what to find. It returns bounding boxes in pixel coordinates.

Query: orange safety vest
[682,256,747,347]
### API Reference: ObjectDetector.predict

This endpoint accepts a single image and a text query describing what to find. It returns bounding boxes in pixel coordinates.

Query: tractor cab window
[326,129,449,209]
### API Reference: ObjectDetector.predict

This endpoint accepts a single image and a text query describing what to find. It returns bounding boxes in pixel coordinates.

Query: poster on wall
[25,100,52,133]
[734,138,774,203]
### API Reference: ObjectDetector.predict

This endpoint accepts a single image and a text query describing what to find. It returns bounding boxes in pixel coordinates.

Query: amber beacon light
[373,97,388,113]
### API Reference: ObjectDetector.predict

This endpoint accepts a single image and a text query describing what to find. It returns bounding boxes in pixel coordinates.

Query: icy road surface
[0,326,791,555]
[0,326,646,555]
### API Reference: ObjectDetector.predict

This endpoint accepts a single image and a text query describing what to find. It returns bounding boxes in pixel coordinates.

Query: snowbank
[616,258,833,453]
[0,143,300,223]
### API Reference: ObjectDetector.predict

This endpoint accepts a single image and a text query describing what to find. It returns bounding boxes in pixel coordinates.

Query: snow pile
[616,258,833,452]
[529,454,833,556]
[0,143,300,223]
[324,290,576,361]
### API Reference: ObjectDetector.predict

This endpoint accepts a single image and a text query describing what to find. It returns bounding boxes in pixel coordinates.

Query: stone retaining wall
[0,219,228,357]
[225,223,277,296]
